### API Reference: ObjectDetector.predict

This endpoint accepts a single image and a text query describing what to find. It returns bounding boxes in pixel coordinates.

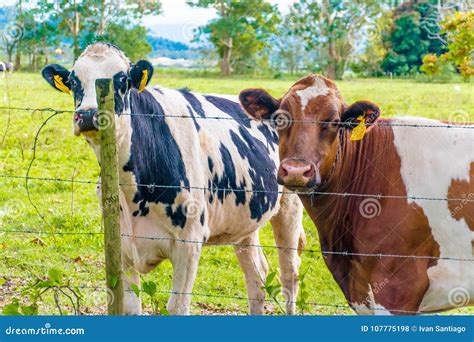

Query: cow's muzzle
[277,158,319,191]
[73,109,98,134]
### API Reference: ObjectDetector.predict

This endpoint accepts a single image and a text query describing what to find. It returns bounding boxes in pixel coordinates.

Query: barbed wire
[1,228,472,262]
[1,277,426,314]
[1,102,473,316]
[0,106,472,129]
[1,174,473,202]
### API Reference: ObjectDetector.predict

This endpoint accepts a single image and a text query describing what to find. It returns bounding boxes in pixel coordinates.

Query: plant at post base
[131,279,169,315]
[261,269,284,314]
[2,268,82,316]
[296,266,311,315]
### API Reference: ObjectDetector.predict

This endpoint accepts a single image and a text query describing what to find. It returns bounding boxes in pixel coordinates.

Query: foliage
[351,12,392,77]
[416,61,461,83]
[420,53,440,75]
[95,23,152,62]
[289,0,384,80]
[296,267,311,314]
[440,12,474,81]
[2,268,82,316]
[188,0,280,76]
[261,269,284,313]
[1,0,162,69]
[381,0,446,75]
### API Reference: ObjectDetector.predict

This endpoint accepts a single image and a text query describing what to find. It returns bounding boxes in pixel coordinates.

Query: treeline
[0,0,161,70]
[0,0,472,81]
[189,0,472,80]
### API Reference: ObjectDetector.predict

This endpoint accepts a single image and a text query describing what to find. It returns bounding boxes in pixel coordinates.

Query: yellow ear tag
[53,75,71,95]
[350,115,367,141]
[138,69,148,93]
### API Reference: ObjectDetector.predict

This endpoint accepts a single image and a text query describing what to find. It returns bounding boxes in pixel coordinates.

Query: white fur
[295,77,329,112]
[392,117,474,312]
[352,285,393,315]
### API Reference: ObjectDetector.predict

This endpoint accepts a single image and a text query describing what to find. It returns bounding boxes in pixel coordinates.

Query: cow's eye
[331,119,341,128]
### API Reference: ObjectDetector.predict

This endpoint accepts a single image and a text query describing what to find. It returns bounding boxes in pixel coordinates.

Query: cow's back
[125,87,281,241]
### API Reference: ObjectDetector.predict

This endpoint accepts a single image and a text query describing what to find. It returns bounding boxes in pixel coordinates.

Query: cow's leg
[270,193,305,315]
[167,241,202,315]
[122,256,142,315]
[234,232,268,315]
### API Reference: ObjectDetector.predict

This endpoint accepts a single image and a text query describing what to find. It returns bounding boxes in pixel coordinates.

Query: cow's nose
[278,159,316,188]
[74,109,98,133]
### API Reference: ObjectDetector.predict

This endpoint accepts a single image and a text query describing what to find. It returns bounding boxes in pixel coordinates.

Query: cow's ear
[341,100,380,128]
[130,60,153,93]
[341,101,380,141]
[42,64,71,94]
[239,88,280,120]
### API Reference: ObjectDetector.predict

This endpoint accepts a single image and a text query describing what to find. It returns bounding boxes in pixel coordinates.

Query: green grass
[0,72,472,315]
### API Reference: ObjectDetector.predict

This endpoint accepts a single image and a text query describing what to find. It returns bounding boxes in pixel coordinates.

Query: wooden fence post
[96,78,124,315]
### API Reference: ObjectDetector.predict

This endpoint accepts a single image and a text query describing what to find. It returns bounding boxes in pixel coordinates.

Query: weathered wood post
[96,78,124,315]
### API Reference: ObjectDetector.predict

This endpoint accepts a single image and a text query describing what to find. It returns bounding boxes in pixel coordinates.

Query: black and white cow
[0,61,14,73]
[42,43,305,315]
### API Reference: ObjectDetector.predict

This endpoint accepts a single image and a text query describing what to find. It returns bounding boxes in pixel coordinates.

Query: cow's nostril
[303,165,313,178]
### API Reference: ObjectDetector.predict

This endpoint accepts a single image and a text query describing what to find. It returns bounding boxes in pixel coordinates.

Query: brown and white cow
[239,74,474,315]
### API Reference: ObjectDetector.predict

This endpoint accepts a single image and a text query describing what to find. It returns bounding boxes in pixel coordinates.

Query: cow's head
[42,43,153,137]
[240,74,380,190]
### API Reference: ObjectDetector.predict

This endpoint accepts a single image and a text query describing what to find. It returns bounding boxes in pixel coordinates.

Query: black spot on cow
[166,205,186,228]
[113,71,130,115]
[208,144,247,206]
[207,157,214,173]
[230,127,278,221]
[123,89,190,228]
[200,211,205,226]
[186,105,201,131]
[69,72,84,108]
[180,89,206,117]
[153,87,164,95]
[204,95,251,128]
[257,123,278,152]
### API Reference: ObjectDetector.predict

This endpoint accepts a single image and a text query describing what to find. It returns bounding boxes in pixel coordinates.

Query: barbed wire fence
[0,79,473,316]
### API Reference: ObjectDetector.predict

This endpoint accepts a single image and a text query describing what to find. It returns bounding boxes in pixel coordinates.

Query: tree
[381,0,447,75]
[99,23,152,61]
[289,0,384,80]
[188,0,280,76]
[352,12,392,76]
[20,2,60,71]
[441,11,473,80]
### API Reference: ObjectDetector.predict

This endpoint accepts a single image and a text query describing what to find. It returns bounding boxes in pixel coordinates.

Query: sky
[0,0,297,44]
[144,0,297,43]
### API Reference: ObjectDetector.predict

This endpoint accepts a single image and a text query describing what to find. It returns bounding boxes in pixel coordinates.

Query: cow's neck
[298,121,396,296]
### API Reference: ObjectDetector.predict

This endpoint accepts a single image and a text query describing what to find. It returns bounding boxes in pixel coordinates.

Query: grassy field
[0,71,472,315]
